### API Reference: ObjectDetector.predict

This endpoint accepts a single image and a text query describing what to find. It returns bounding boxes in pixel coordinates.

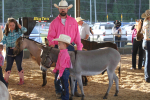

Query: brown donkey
[13,37,47,86]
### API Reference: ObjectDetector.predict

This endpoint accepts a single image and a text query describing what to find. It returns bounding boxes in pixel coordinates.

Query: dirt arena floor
[3,54,150,100]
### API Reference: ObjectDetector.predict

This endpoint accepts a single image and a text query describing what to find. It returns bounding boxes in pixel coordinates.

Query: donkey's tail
[118,59,121,79]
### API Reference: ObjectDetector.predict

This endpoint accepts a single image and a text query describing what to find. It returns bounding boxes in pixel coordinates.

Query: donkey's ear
[36,43,46,50]
[45,38,49,47]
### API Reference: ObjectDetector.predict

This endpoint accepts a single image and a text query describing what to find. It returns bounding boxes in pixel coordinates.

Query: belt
[8,47,15,49]
[65,68,69,70]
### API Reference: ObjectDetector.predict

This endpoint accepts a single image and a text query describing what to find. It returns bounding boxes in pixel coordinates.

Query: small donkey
[37,43,120,100]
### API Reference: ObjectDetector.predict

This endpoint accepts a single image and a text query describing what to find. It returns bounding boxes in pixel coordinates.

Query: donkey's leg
[69,76,76,100]
[76,75,84,100]
[103,70,114,99]
[40,65,47,87]
[113,73,119,96]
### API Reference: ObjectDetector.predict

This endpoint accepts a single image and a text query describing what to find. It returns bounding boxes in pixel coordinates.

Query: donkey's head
[136,19,143,32]
[36,43,58,69]
[135,19,144,41]
[13,37,23,55]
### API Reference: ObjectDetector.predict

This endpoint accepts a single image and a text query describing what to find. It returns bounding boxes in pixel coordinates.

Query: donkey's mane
[16,37,45,46]
[24,37,43,45]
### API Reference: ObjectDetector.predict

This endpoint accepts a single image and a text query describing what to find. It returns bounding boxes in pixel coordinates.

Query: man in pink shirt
[47,0,83,98]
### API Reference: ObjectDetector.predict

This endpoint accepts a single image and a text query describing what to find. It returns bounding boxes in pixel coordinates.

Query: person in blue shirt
[1,18,27,85]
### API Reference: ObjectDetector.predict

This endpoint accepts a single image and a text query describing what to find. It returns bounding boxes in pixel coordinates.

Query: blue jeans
[115,36,121,47]
[54,45,78,94]
[61,69,70,100]
[143,40,150,81]
[6,47,23,72]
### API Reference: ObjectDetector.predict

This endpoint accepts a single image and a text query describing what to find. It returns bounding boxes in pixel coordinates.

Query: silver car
[29,27,42,43]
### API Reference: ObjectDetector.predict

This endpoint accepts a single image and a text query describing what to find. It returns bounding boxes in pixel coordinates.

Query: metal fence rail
[89,33,133,48]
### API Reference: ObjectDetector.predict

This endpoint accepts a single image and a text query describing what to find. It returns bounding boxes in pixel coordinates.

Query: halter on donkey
[37,43,121,100]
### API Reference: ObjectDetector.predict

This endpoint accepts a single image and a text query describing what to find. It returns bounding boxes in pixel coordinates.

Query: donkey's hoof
[103,93,108,99]
[81,97,84,100]
[114,94,118,96]
[114,90,119,96]
[103,96,107,99]
[83,83,87,86]
[42,80,47,87]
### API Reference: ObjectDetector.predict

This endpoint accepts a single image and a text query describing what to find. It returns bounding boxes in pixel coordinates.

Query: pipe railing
[23,33,133,47]
[89,33,133,47]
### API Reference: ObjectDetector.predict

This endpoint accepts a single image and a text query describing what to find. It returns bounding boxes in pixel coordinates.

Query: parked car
[29,27,42,43]
[90,22,128,47]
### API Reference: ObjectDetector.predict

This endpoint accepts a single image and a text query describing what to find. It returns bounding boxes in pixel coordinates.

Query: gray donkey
[37,44,120,100]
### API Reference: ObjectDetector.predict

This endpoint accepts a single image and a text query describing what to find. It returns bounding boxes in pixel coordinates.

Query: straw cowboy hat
[114,20,121,27]
[53,34,72,46]
[54,0,73,9]
[141,9,150,18]
[76,17,85,23]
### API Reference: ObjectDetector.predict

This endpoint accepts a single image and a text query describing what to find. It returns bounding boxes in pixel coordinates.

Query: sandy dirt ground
[2,54,150,100]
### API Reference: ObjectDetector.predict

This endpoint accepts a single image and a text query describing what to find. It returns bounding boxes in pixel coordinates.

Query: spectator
[112,20,122,47]
[131,20,143,70]
[76,17,90,40]
[141,9,150,82]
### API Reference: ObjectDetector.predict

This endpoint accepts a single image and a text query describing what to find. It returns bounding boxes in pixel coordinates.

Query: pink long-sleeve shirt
[53,49,71,77]
[47,15,83,50]
[132,29,137,44]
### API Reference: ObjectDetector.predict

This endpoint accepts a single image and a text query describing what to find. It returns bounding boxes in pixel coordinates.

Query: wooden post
[74,0,80,18]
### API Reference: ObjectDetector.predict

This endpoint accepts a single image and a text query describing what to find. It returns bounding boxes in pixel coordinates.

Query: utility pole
[90,0,92,24]
[106,0,107,16]
[74,0,80,18]
[51,0,52,15]
[50,0,53,17]
[149,0,150,9]
[41,0,43,17]
[139,0,141,19]
[94,0,97,23]
[106,0,107,22]
[2,0,4,27]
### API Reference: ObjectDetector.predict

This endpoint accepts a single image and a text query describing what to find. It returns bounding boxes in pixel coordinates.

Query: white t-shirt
[61,18,66,26]
[79,22,90,39]
[112,26,122,36]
